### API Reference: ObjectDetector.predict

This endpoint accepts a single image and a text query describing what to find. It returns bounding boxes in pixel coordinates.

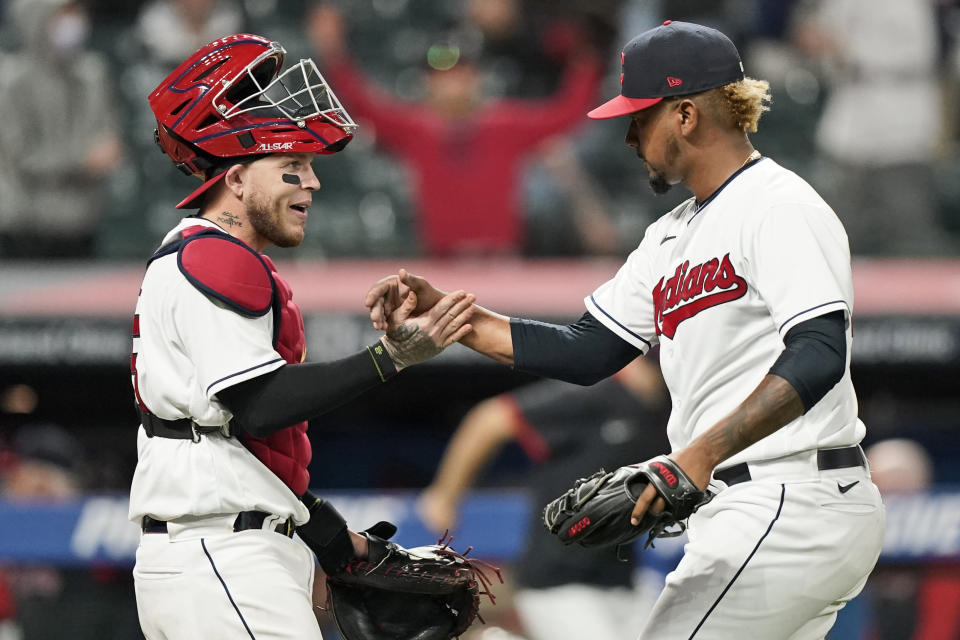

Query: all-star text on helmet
[148,33,356,208]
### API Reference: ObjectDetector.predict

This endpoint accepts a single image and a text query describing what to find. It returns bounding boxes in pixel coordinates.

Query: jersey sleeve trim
[584,294,652,352]
[778,300,849,337]
[205,357,286,396]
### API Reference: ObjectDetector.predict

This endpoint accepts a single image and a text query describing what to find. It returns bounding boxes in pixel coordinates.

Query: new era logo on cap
[588,21,745,119]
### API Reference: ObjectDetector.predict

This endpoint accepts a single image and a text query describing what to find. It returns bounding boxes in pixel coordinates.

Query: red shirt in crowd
[325,57,603,255]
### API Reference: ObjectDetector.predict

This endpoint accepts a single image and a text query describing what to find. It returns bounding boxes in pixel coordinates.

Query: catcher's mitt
[326,526,502,640]
[543,455,710,550]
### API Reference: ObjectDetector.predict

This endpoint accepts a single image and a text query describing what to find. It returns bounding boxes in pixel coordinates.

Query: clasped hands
[367,269,473,370]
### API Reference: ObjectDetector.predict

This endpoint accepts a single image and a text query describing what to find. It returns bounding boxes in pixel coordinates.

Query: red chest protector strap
[150,226,283,344]
[178,228,275,317]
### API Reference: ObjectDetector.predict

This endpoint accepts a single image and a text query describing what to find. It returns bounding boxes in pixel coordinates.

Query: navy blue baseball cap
[588,20,744,119]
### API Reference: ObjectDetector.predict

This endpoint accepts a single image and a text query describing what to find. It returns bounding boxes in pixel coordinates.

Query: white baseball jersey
[586,158,884,639]
[586,158,864,467]
[128,217,309,526]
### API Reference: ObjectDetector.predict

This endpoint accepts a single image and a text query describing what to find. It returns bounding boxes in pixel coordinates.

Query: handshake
[365,269,476,371]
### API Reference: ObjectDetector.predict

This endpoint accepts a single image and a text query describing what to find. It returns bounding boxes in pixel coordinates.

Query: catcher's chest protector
[174,226,312,495]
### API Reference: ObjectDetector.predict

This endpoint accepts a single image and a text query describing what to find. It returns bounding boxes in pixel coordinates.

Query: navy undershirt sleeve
[768,310,846,412]
[511,312,642,385]
[217,345,397,437]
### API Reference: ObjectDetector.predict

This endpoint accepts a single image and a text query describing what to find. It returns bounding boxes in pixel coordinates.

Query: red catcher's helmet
[148,33,357,208]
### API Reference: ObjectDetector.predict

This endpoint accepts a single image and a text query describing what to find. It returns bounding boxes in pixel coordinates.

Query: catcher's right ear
[223,163,248,199]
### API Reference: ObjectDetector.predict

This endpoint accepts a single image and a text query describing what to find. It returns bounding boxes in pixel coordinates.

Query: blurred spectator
[133,0,244,68]
[465,0,624,98]
[525,137,622,255]
[0,384,38,478]
[417,357,670,640]
[462,0,560,98]
[792,0,956,256]
[0,385,37,423]
[0,0,124,260]
[78,0,143,25]
[861,438,960,640]
[0,421,142,639]
[3,423,83,499]
[0,576,16,640]
[868,438,933,493]
[752,0,804,41]
[0,385,18,637]
[308,2,603,256]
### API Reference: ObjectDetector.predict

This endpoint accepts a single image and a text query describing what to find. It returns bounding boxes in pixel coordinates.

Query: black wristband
[366,340,398,382]
[298,491,355,574]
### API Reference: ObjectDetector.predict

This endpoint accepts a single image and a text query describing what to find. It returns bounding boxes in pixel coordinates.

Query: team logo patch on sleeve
[652,252,747,338]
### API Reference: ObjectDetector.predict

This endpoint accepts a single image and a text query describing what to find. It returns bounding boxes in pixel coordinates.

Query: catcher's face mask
[210,48,355,131]
[148,33,356,208]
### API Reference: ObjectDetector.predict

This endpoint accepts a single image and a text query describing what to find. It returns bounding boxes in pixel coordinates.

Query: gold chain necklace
[740,149,761,169]
[694,150,762,212]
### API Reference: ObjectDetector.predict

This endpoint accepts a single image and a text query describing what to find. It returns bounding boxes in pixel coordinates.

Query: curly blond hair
[696,77,772,133]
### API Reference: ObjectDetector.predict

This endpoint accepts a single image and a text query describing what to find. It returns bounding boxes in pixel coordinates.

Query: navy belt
[141,511,295,537]
[713,446,866,487]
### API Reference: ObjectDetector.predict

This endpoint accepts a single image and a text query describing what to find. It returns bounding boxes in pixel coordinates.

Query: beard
[649,173,672,195]
[247,189,303,248]
[648,134,681,195]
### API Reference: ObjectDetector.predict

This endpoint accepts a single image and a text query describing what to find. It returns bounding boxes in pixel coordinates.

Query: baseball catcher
[543,455,710,551]
[297,491,502,640]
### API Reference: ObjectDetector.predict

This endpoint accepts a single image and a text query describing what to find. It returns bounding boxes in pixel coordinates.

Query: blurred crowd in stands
[0,385,142,639]
[0,0,959,261]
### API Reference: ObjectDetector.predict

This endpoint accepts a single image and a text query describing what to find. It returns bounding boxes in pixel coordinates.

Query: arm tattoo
[381,322,443,370]
[387,323,416,342]
[701,374,805,464]
[216,212,243,229]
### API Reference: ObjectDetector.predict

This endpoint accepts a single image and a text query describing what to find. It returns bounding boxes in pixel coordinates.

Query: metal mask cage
[211,51,357,133]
